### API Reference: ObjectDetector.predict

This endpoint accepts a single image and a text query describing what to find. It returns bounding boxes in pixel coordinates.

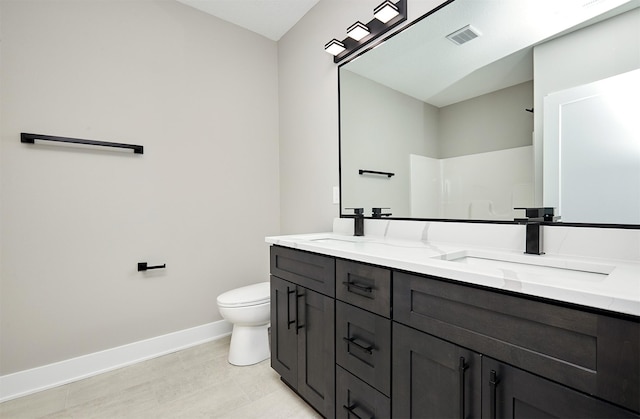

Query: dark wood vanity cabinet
[269,245,640,418]
[270,246,335,417]
[394,271,640,417]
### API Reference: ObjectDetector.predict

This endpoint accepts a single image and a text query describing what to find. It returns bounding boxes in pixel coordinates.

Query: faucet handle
[541,207,559,222]
[345,207,364,216]
[514,207,544,219]
[514,207,556,221]
[372,207,392,218]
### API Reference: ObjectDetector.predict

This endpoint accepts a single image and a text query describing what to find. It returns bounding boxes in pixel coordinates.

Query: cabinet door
[482,358,639,419]
[393,322,481,419]
[270,275,298,387]
[297,287,336,417]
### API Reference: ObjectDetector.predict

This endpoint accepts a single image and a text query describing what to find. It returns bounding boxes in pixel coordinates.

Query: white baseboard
[0,320,232,403]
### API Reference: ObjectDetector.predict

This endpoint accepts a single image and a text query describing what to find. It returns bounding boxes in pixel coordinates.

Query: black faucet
[345,207,364,236]
[514,207,556,255]
[372,207,392,218]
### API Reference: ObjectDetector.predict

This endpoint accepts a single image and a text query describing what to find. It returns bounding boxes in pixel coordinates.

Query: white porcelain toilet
[216,282,271,366]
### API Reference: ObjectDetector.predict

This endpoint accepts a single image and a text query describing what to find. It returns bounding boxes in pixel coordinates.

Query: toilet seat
[217,282,270,308]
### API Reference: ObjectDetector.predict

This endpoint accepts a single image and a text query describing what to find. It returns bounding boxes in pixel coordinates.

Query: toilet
[216,282,271,366]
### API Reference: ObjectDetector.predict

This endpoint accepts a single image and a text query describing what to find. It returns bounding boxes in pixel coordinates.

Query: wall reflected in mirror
[339,0,640,224]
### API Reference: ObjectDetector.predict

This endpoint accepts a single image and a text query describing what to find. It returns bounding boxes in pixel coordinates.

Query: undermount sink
[305,236,617,284]
[437,250,615,282]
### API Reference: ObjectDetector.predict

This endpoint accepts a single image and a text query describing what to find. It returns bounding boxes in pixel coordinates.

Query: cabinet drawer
[394,271,640,413]
[336,301,391,396]
[270,246,335,297]
[336,259,391,317]
[337,366,390,419]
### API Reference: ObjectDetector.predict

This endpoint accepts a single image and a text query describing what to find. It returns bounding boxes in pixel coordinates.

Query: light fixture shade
[324,38,346,56]
[347,21,370,41]
[374,0,400,23]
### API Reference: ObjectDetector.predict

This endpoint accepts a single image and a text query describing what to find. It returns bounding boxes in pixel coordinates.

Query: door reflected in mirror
[544,69,640,224]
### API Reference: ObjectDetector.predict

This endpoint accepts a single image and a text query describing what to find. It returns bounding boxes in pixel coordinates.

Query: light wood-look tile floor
[0,336,321,418]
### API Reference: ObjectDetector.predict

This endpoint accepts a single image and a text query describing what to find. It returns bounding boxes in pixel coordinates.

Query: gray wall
[439,81,533,158]
[0,0,280,374]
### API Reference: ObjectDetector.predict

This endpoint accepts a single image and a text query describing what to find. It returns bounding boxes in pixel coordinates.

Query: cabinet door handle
[459,357,468,419]
[295,291,304,334]
[343,336,374,354]
[343,404,373,419]
[489,369,499,419]
[286,287,295,330]
[342,281,372,293]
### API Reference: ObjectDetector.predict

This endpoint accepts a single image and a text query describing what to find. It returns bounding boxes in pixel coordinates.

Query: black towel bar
[359,169,394,178]
[21,133,144,154]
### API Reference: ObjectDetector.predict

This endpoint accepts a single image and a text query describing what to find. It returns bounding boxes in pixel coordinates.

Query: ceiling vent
[446,24,481,45]
[581,0,605,7]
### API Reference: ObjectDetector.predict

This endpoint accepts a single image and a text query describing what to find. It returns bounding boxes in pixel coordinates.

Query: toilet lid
[217,282,270,307]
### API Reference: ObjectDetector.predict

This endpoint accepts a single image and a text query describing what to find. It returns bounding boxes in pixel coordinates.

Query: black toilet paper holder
[138,262,166,272]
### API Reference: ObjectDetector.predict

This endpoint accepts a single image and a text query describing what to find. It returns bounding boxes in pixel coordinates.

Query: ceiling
[175,0,319,41]
[344,0,638,107]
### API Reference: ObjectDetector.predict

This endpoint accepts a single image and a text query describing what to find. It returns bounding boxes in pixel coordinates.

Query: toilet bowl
[217,282,271,366]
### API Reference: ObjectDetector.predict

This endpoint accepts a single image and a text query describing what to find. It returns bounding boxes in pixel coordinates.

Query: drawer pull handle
[343,404,373,419]
[459,357,468,419]
[489,369,499,419]
[343,281,372,293]
[343,336,374,354]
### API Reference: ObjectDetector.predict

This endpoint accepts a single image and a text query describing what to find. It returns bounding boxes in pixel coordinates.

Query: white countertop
[266,232,640,317]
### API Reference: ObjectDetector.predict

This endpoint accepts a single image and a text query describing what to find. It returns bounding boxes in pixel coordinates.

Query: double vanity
[266,220,640,418]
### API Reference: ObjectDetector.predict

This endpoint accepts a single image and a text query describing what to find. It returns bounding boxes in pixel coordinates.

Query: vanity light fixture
[325,39,346,56]
[324,0,407,63]
[373,0,400,23]
[347,21,370,41]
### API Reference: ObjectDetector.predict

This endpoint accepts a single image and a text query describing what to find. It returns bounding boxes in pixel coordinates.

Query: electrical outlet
[333,186,340,204]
